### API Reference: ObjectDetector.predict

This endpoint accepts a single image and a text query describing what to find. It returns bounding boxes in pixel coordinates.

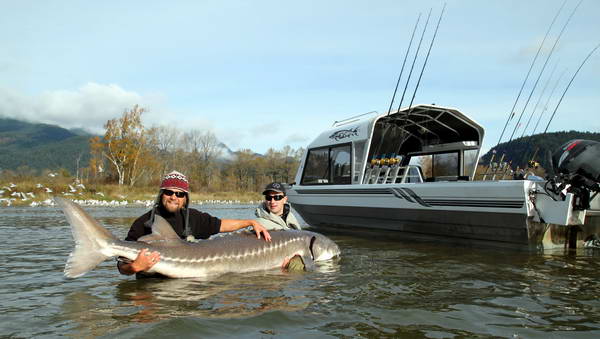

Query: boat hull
[288,180,600,250]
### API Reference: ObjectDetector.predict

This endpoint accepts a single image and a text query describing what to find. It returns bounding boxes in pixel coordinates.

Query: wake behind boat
[286,104,600,250]
[55,197,340,278]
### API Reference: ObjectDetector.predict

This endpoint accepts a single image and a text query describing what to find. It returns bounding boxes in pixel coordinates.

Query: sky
[0,0,598,154]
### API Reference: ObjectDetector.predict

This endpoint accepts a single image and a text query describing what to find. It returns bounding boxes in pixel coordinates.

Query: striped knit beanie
[160,170,190,193]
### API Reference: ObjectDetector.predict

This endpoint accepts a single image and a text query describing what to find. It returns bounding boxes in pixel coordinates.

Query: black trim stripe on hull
[425,200,524,208]
[293,188,525,209]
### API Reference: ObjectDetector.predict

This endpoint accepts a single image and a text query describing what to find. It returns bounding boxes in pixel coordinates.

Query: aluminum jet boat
[287,104,600,250]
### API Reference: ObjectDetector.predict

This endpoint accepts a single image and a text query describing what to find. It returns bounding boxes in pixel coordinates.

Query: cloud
[0,83,152,133]
[284,133,309,145]
[251,121,280,135]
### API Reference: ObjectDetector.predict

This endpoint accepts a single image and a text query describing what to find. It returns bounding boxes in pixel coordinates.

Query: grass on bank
[0,177,263,206]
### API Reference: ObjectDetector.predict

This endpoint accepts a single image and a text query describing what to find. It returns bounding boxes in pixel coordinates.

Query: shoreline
[0,197,262,207]
[0,181,264,207]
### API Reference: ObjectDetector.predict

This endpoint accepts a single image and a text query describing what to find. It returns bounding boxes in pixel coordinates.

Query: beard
[162,197,185,213]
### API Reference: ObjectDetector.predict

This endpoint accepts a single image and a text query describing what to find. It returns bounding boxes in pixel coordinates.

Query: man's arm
[220,219,272,241]
[117,248,161,275]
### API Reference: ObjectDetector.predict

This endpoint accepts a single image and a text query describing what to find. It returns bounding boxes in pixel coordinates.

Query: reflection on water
[112,272,311,320]
[54,264,341,338]
[1,205,599,338]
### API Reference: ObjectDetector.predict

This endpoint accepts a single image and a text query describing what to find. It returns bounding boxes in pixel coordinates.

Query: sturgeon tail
[55,197,118,278]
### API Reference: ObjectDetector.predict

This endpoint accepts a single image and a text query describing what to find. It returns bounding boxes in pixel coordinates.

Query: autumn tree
[88,135,105,182]
[280,145,304,182]
[92,105,154,186]
[150,125,184,176]
[227,149,260,191]
[261,146,304,183]
[183,129,223,189]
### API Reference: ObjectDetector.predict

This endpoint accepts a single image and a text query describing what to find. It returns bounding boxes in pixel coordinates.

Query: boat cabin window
[301,144,352,185]
[433,152,459,179]
[463,149,478,178]
[408,151,459,181]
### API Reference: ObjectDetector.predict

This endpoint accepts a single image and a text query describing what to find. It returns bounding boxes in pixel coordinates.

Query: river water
[1,203,599,338]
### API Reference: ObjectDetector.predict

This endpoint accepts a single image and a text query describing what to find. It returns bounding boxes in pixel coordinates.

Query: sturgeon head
[307,231,341,261]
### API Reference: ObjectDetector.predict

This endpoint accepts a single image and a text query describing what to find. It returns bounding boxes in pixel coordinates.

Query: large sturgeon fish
[56,197,340,278]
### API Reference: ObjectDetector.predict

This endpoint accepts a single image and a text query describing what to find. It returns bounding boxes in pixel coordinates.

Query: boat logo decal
[329,127,359,141]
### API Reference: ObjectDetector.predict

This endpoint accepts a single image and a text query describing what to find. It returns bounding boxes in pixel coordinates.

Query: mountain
[215,142,265,161]
[0,117,246,174]
[480,131,600,174]
[0,118,93,174]
[217,142,235,160]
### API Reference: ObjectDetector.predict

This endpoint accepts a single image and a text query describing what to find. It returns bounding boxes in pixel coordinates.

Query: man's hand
[220,219,272,241]
[249,220,272,241]
[132,248,161,272]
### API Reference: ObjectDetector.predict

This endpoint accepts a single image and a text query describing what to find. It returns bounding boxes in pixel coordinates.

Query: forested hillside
[481,131,600,173]
[0,111,303,194]
[0,118,92,174]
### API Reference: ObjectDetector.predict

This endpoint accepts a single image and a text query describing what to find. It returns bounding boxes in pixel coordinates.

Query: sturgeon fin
[55,197,117,278]
[138,215,186,246]
[285,254,314,272]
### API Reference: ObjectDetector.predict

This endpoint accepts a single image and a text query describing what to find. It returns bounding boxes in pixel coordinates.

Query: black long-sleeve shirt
[125,205,222,241]
[119,205,222,279]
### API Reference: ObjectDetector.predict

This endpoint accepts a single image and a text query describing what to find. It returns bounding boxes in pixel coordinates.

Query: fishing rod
[406,3,446,116]
[542,42,600,135]
[531,68,567,135]
[495,0,567,147]
[366,9,432,167]
[529,42,600,163]
[395,5,444,163]
[520,67,567,161]
[387,13,422,116]
[506,0,582,144]
[372,13,424,162]
[396,8,432,114]
[519,62,558,138]
[485,0,578,180]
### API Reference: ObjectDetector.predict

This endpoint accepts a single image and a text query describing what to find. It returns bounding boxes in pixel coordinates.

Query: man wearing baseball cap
[118,170,271,278]
[255,182,304,272]
[254,182,301,231]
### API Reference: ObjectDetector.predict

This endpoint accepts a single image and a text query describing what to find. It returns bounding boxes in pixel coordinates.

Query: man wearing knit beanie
[118,170,271,278]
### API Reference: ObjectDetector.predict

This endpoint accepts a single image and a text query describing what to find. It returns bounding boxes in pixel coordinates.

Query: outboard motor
[546,139,600,210]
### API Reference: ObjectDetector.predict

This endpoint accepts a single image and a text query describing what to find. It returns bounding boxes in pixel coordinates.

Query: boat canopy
[307,104,483,151]
[299,104,485,185]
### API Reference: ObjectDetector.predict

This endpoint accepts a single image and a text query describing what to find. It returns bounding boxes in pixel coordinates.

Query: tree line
[480,130,600,174]
[88,105,304,192]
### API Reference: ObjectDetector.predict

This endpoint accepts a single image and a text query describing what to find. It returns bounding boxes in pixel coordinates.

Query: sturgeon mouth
[309,236,316,260]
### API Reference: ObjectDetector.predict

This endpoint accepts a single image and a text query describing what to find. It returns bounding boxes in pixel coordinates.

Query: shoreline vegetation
[0,177,264,207]
[1,106,303,208]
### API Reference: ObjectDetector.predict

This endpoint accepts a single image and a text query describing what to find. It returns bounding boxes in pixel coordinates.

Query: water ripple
[1,206,600,337]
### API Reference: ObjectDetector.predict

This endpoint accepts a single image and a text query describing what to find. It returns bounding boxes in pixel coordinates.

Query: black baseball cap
[262,182,286,195]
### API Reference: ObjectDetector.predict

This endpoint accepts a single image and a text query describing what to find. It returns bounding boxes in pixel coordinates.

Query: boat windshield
[301,144,352,185]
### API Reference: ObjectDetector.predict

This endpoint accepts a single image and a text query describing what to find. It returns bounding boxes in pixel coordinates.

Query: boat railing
[332,111,378,127]
[363,163,424,184]
[475,161,521,181]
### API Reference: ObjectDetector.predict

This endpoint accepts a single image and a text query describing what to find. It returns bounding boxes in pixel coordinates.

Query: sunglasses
[163,189,187,198]
[265,195,285,201]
